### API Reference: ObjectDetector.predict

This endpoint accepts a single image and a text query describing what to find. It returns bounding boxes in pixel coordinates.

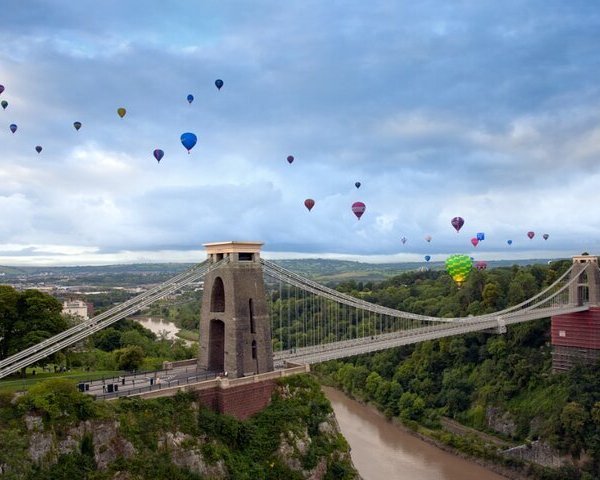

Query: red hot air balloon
[352,201,366,219]
[304,199,315,211]
[451,216,464,232]
[287,155,294,164]
[527,231,535,239]
[471,237,479,247]
[476,261,487,270]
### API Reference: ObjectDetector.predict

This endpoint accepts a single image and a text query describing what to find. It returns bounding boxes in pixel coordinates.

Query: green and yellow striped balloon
[445,254,473,285]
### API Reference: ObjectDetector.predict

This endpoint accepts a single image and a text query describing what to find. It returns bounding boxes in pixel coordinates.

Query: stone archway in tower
[210,277,225,312]
[208,319,225,372]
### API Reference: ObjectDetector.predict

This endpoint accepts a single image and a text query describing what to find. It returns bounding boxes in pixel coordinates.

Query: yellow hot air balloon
[117,107,126,118]
[445,254,473,286]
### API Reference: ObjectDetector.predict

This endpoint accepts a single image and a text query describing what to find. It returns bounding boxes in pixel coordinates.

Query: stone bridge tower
[198,241,273,378]
[552,254,600,372]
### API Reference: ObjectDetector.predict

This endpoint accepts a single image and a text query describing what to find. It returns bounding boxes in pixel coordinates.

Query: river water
[135,317,180,340]
[323,387,507,480]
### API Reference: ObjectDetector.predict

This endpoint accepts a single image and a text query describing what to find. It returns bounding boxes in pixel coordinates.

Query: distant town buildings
[62,299,94,321]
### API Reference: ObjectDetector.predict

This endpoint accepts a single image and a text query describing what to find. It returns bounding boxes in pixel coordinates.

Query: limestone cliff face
[1,375,360,479]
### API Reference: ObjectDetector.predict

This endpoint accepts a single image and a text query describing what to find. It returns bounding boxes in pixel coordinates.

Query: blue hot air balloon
[355,182,361,189]
[215,79,224,90]
[187,94,194,104]
[507,239,513,246]
[180,132,197,153]
[477,232,485,241]
[9,123,17,133]
[153,149,164,163]
[424,255,431,262]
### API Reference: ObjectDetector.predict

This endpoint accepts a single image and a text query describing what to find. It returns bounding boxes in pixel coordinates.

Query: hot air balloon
[543,233,549,240]
[215,79,224,90]
[425,235,432,243]
[424,255,431,262]
[9,124,17,133]
[180,132,197,153]
[117,107,126,118]
[153,149,164,163]
[477,232,485,241]
[527,231,535,239]
[445,254,473,286]
[451,216,464,232]
[73,121,82,131]
[35,146,42,153]
[0,85,4,95]
[401,236,407,245]
[507,239,513,245]
[304,199,315,211]
[187,94,194,104]
[1,100,7,110]
[287,155,294,164]
[355,182,361,189]
[352,201,366,219]
[471,237,479,247]
[475,261,487,270]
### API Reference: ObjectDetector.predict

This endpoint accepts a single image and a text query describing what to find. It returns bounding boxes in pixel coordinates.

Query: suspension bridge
[0,242,598,383]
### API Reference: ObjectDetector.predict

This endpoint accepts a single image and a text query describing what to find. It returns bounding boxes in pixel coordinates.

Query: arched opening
[251,339,258,373]
[210,277,225,312]
[249,298,255,334]
[208,320,225,372]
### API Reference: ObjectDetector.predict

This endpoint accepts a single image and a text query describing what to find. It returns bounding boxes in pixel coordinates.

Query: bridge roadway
[85,364,217,400]
[274,304,590,365]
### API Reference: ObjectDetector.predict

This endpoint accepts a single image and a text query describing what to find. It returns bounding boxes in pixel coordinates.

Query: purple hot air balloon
[0,85,4,95]
[352,201,366,219]
[35,146,42,153]
[527,231,535,240]
[153,149,164,163]
[287,155,294,164]
[476,261,487,270]
[9,123,17,133]
[451,216,464,232]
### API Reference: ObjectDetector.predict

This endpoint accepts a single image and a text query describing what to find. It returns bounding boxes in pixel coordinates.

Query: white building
[62,299,92,321]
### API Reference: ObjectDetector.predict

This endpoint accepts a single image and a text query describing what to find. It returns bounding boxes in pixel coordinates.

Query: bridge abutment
[552,255,600,372]
[198,242,274,378]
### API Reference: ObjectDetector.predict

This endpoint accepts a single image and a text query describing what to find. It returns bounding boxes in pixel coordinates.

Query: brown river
[323,387,507,480]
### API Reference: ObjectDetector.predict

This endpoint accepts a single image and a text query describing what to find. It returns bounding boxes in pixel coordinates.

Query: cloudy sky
[1,1,600,265]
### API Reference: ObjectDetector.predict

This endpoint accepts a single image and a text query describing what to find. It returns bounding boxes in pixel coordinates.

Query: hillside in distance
[0,258,558,286]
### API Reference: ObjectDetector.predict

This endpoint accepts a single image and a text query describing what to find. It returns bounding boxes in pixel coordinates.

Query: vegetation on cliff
[309,262,600,479]
[0,374,357,479]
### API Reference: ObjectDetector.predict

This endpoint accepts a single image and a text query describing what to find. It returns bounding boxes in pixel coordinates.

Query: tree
[0,287,67,361]
[114,345,145,371]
